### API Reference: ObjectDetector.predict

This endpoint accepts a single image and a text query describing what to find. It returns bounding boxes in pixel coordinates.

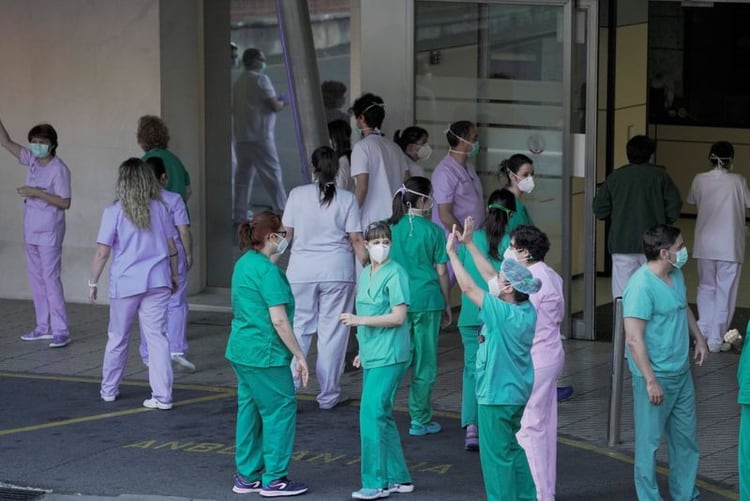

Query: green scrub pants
[231,363,297,486]
[632,372,699,501]
[459,326,480,428]
[478,403,536,501]
[407,310,442,425]
[740,404,750,501]
[360,362,411,489]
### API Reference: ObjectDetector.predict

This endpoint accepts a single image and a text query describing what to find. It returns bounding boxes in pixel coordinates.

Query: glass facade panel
[415,1,566,271]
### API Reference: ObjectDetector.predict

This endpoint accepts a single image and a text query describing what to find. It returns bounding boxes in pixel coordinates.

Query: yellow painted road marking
[0,371,233,393]
[0,393,232,437]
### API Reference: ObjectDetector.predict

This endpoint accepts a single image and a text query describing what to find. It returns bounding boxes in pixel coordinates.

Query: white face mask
[487,276,502,297]
[518,175,535,193]
[368,243,390,264]
[274,235,289,255]
[416,143,432,161]
[503,247,517,262]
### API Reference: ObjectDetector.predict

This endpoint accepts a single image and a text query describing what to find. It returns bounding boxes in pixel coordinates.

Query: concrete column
[274,0,329,181]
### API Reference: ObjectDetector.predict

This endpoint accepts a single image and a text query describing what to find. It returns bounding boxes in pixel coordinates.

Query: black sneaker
[260,478,308,497]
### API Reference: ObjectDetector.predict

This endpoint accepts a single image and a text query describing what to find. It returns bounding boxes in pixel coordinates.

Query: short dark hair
[242,48,263,68]
[510,225,550,262]
[642,224,680,261]
[321,81,347,108]
[364,220,391,241]
[145,156,167,181]
[27,124,58,156]
[350,93,385,128]
[445,121,474,147]
[709,141,734,166]
[626,135,655,164]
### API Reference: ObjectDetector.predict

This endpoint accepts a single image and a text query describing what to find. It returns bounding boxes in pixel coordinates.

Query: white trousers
[290,281,355,409]
[611,253,647,299]
[233,140,287,220]
[696,258,741,348]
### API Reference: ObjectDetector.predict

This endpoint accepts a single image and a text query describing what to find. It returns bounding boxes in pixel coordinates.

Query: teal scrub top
[508,198,533,233]
[622,264,690,377]
[739,322,750,404]
[475,293,537,405]
[226,250,295,368]
[355,260,411,369]
[142,148,192,202]
[389,215,447,312]
[457,229,509,327]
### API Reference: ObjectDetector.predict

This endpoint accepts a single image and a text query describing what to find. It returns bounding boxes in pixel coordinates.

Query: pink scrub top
[20,148,71,247]
[528,261,565,369]
[430,154,484,233]
[96,199,173,299]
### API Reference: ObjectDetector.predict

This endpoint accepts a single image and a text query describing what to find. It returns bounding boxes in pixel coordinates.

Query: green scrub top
[226,250,295,368]
[739,324,750,404]
[623,264,690,377]
[508,198,533,232]
[355,260,411,369]
[457,229,509,327]
[142,148,192,202]
[475,293,537,405]
[389,215,447,312]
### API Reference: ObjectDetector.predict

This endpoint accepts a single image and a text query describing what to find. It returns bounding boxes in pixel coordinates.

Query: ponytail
[484,189,517,260]
[311,146,339,207]
[387,176,433,225]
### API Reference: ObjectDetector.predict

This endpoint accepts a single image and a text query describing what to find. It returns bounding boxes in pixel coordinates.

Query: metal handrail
[607,297,626,446]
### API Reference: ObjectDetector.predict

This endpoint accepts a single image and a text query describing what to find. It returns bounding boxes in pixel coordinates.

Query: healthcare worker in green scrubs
[456,188,516,450]
[623,224,708,501]
[387,177,451,437]
[448,216,541,501]
[727,328,748,500]
[340,221,413,500]
[226,211,310,498]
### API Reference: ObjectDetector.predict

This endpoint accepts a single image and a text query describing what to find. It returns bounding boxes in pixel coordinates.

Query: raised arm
[0,116,23,159]
[447,226,485,308]
[457,216,496,282]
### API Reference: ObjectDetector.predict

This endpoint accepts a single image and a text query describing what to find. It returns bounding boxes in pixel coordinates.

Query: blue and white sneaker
[388,482,414,494]
[232,473,262,494]
[20,331,53,341]
[260,478,308,497]
[352,488,390,499]
[409,420,441,436]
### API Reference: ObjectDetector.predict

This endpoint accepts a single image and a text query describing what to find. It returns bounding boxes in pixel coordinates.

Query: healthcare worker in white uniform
[282,146,366,410]
[687,140,750,352]
[349,93,411,229]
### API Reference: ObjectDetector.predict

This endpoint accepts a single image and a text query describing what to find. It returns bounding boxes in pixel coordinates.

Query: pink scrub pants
[517,355,564,501]
[25,244,69,337]
[140,244,188,360]
[102,287,173,402]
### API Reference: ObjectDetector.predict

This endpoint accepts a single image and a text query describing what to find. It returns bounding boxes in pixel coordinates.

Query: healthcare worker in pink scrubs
[508,225,565,501]
[0,116,72,348]
[88,158,178,410]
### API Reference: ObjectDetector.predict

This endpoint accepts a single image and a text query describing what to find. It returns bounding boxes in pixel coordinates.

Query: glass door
[415,0,582,336]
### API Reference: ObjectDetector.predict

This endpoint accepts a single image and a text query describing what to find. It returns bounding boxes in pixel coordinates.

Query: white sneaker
[708,342,732,353]
[143,398,173,410]
[171,353,196,372]
[388,483,415,493]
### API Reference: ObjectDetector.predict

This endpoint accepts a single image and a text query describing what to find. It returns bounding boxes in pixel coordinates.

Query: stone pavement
[0,297,742,500]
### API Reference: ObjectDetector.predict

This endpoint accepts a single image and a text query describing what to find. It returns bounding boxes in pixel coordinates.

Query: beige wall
[0,0,206,303]
[654,124,750,217]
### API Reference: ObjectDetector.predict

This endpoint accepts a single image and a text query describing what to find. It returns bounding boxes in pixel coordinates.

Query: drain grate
[0,486,47,500]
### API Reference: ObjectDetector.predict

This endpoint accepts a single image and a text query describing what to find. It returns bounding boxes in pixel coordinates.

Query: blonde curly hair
[137,115,170,151]
[117,158,162,230]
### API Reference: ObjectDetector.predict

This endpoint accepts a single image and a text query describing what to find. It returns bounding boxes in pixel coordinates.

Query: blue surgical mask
[29,143,50,158]
[468,140,480,158]
[670,247,689,269]
[259,62,267,73]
